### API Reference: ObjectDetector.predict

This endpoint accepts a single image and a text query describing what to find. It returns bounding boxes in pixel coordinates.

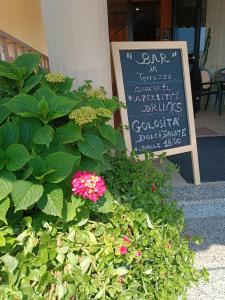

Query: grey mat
[168,137,225,183]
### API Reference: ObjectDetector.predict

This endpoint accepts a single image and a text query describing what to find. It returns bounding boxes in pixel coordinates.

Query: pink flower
[136,251,142,257]
[71,171,106,203]
[123,235,131,243]
[119,246,128,255]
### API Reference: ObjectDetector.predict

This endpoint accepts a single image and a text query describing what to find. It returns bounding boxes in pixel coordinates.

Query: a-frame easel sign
[111,41,200,185]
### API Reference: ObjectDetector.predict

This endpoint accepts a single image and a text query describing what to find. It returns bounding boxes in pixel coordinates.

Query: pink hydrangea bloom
[123,235,131,243]
[72,171,106,203]
[136,251,142,257]
[119,246,128,255]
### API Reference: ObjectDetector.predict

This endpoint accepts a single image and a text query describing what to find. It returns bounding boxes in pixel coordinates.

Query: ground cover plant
[0,54,207,299]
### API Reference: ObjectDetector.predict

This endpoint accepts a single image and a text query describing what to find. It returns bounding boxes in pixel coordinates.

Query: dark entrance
[131,1,160,41]
[172,0,208,113]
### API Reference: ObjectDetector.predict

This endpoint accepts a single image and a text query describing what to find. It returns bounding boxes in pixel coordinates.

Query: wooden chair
[196,69,219,111]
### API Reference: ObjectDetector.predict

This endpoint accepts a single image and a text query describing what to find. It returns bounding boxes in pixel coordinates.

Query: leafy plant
[0,193,207,300]
[0,53,125,221]
[104,152,182,227]
[0,53,207,299]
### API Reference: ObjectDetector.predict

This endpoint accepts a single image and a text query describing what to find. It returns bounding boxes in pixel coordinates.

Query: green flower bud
[69,106,97,126]
[45,72,65,83]
[95,108,112,118]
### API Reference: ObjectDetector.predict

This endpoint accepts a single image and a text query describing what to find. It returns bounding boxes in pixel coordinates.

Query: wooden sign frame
[111,41,200,185]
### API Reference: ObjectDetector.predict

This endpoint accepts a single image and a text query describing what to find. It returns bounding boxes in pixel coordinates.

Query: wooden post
[1,38,10,61]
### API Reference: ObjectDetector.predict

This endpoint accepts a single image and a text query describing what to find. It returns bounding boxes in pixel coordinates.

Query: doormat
[196,127,218,136]
[168,136,225,183]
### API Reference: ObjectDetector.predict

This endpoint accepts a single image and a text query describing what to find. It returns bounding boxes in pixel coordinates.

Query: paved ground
[173,182,225,300]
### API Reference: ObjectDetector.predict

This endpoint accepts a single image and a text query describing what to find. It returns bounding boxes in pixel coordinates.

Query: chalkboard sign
[112,42,200,185]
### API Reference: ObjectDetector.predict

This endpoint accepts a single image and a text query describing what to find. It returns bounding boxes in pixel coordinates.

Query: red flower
[123,235,131,243]
[136,251,142,257]
[152,182,156,192]
[119,246,128,255]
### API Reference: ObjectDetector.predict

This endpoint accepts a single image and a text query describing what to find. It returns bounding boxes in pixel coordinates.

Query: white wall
[205,0,225,76]
[41,0,112,96]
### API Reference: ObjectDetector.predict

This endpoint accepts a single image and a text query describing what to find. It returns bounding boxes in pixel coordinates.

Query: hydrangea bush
[0,53,124,220]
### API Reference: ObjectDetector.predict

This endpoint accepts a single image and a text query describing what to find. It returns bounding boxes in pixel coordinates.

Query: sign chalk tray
[111,41,200,185]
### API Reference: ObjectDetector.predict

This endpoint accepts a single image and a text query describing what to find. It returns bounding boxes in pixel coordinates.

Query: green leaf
[62,196,84,222]
[0,170,16,201]
[12,180,44,211]
[0,120,19,149]
[37,184,63,217]
[0,234,6,247]
[17,118,42,149]
[5,94,39,118]
[0,197,10,224]
[6,144,30,171]
[33,125,54,147]
[0,60,17,80]
[13,53,41,76]
[22,74,42,93]
[45,152,80,183]
[0,149,5,170]
[77,133,104,161]
[55,122,82,144]
[1,254,18,273]
[114,267,129,276]
[22,166,33,180]
[56,284,67,300]
[114,129,126,151]
[24,235,38,254]
[0,106,10,124]
[56,77,73,93]
[88,97,118,111]
[35,86,75,121]
[38,98,49,120]
[79,157,101,173]
[94,289,105,300]
[67,252,78,266]
[47,96,76,121]
[80,256,91,273]
[144,268,153,275]
[34,86,55,102]
[29,156,55,181]
[98,123,116,144]
[146,213,154,229]
[92,190,115,214]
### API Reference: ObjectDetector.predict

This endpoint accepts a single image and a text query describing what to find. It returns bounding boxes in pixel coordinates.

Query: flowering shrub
[0,54,207,299]
[0,53,125,221]
[0,189,207,300]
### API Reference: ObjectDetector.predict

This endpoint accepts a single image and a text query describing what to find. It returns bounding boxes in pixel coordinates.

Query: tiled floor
[195,100,225,137]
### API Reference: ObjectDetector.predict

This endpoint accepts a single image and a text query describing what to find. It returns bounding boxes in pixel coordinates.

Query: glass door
[172,0,207,113]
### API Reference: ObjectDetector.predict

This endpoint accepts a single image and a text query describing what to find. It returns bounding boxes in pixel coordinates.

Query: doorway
[132,1,160,41]
[172,0,208,113]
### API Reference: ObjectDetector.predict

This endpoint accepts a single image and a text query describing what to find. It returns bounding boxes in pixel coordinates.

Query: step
[185,216,225,300]
[172,181,225,299]
[173,181,225,203]
[172,181,225,219]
